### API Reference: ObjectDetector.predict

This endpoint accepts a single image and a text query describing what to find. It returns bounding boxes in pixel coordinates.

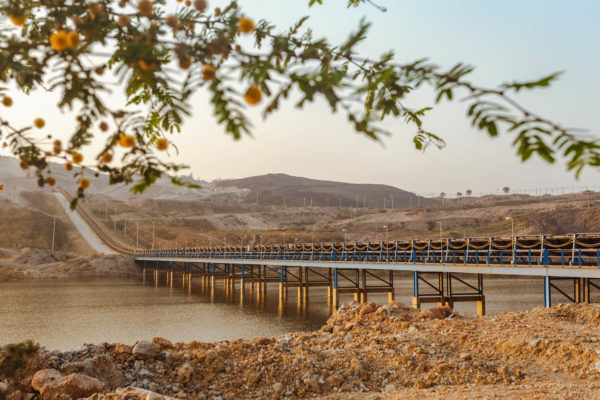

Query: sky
[1,0,599,198]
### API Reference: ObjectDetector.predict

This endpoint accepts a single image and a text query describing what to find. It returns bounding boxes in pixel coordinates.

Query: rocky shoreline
[1,301,600,399]
[0,248,138,281]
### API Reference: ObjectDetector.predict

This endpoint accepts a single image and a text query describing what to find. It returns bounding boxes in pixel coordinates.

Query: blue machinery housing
[135,234,600,316]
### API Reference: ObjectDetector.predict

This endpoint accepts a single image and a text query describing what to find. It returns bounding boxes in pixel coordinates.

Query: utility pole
[363,193,366,208]
[326,198,329,207]
[51,216,56,254]
[136,220,139,250]
[383,198,386,209]
[391,194,394,210]
[438,222,443,262]
[310,198,313,207]
[152,222,155,250]
[303,197,306,207]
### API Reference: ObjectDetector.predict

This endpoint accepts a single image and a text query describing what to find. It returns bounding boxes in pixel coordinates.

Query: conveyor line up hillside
[56,189,137,254]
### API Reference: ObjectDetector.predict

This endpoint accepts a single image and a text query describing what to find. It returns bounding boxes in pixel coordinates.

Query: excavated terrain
[2,302,600,399]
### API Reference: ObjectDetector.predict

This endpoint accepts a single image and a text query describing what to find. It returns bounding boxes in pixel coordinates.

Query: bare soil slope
[218,173,424,208]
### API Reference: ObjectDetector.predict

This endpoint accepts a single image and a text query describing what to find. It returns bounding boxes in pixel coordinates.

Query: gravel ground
[2,302,600,399]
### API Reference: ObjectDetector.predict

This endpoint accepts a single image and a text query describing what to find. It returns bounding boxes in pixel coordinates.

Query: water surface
[0,272,557,351]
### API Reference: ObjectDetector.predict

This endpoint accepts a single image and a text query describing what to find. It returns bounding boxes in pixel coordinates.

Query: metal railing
[136,234,600,268]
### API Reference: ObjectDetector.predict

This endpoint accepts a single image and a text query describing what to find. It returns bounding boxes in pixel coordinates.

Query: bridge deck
[134,256,600,278]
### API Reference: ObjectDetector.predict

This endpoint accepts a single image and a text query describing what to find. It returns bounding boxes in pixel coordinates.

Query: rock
[277,337,291,351]
[422,306,454,319]
[272,382,283,393]
[7,390,22,400]
[32,369,104,400]
[459,352,472,360]
[113,387,177,400]
[332,326,344,334]
[358,302,378,316]
[113,344,132,354]
[529,339,542,348]
[303,376,320,393]
[0,382,7,392]
[133,340,161,360]
[152,337,174,350]
[177,363,194,383]
[247,372,261,386]
[83,354,125,388]
[595,361,600,373]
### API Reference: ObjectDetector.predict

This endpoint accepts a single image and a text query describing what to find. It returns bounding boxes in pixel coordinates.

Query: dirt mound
[0,248,138,280]
[2,302,600,399]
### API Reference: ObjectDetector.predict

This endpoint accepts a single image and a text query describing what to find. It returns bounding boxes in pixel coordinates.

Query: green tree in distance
[0,0,597,208]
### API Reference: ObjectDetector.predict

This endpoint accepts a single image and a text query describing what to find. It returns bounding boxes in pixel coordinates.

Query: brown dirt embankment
[1,302,600,399]
[0,247,138,281]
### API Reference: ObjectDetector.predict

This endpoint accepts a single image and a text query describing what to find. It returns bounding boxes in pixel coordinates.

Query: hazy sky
[1,0,599,197]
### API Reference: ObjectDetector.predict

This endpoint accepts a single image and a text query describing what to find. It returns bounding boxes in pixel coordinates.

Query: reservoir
[0,272,552,351]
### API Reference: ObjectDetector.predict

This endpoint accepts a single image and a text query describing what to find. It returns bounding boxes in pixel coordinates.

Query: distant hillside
[217,173,425,208]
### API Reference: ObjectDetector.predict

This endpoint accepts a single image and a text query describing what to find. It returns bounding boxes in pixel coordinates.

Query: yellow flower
[101,152,113,163]
[50,31,69,51]
[118,134,136,147]
[72,152,83,164]
[138,0,153,17]
[138,59,158,71]
[244,85,262,105]
[46,176,56,186]
[202,64,216,81]
[34,118,45,129]
[9,15,26,26]
[2,97,13,107]
[155,138,168,151]
[237,17,255,34]
[79,177,90,189]
[67,31,81,48]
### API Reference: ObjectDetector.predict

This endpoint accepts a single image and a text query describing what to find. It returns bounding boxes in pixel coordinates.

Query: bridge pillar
[387,270,395,304]
[545,277,591,306]
[544,276,552,308]
[412,272,485,316]
[279,266,288,305]
[332,268,339,310]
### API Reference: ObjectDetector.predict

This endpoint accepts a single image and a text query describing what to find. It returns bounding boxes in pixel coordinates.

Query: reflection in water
[1,271,553,351]
[0,274,330,351]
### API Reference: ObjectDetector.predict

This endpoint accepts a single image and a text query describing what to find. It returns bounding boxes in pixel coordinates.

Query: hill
[217,173,425,208]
